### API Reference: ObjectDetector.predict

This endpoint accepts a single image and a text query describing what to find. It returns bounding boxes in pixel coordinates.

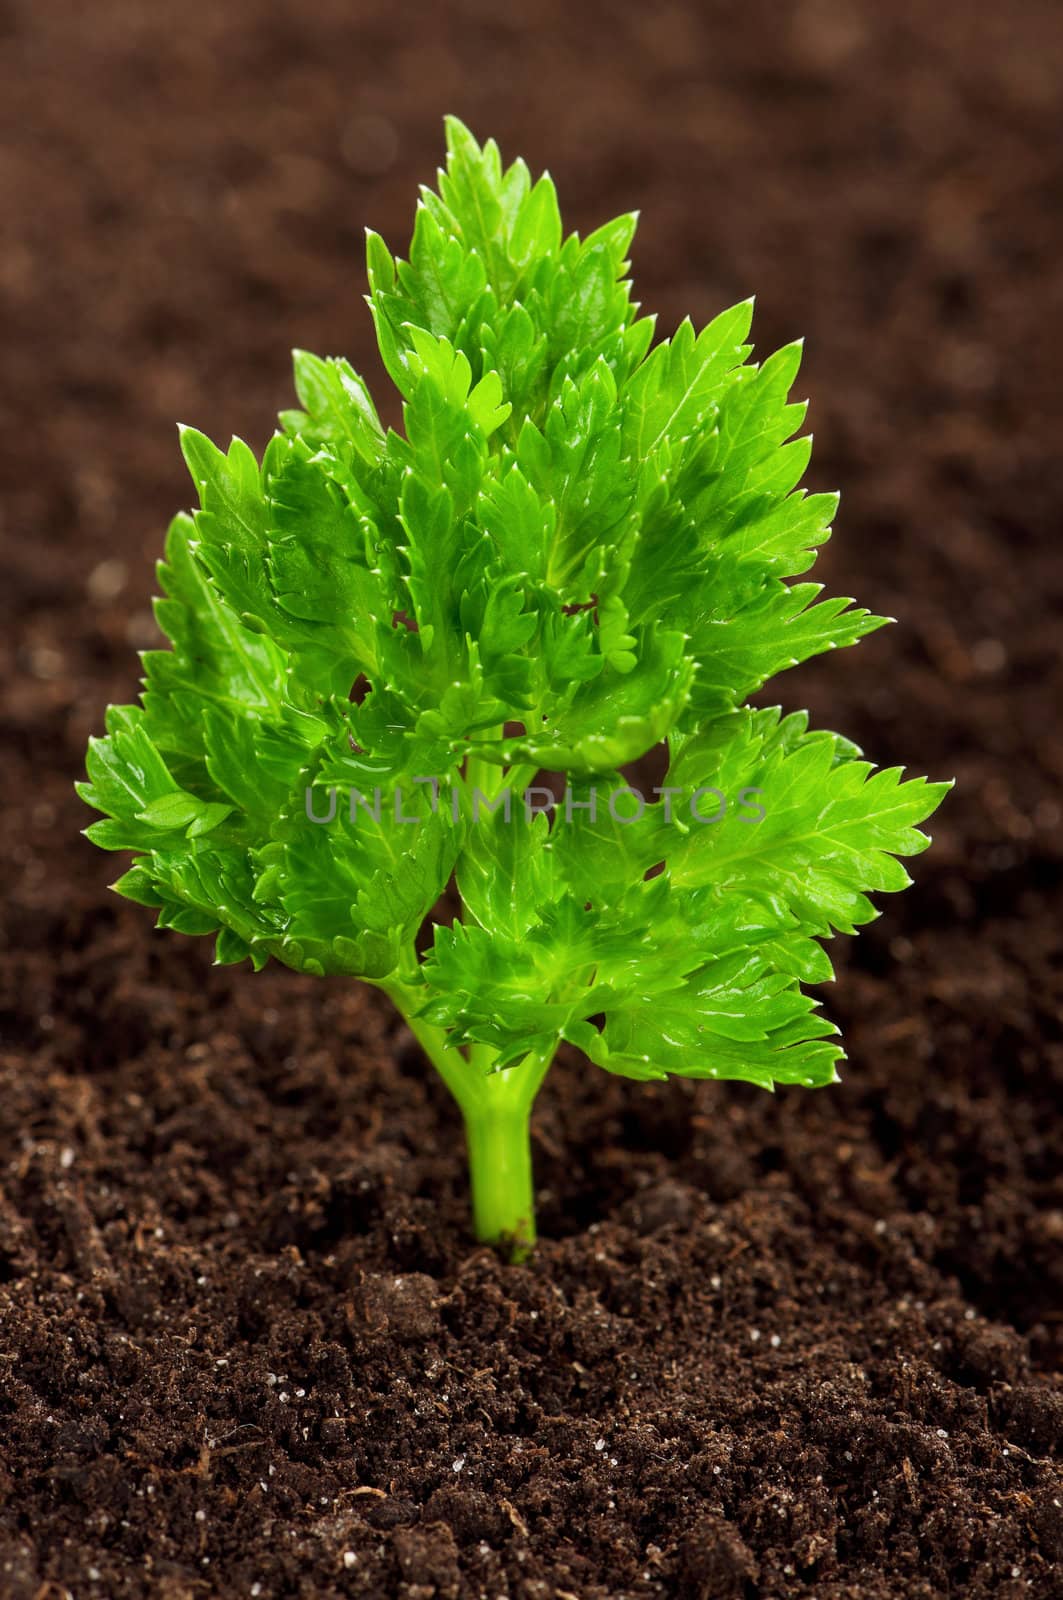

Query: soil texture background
[1,2,1061,1596]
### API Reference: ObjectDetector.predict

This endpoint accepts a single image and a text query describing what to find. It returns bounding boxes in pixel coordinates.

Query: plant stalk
[382,976,554,1258]
[463,1085,536,1256]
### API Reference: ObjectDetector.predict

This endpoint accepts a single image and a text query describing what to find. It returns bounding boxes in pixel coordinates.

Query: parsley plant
[79,119,948,1255]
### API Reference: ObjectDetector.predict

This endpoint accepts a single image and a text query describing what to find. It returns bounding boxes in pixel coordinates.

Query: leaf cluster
[79,118,948,1089]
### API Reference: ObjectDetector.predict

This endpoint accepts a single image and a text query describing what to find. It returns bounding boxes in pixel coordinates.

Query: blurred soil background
[0,2,1061,1596]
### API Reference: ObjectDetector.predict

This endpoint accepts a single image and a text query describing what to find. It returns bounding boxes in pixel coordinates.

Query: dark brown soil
[1,2,1062,1596]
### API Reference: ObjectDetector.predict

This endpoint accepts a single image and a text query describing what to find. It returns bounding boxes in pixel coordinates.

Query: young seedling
[79,118,948,1257]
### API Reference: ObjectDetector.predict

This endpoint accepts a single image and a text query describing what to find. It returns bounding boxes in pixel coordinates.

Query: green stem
[394,992,476,1108]
[464,1084,536,1256]
[382,975,555,1258]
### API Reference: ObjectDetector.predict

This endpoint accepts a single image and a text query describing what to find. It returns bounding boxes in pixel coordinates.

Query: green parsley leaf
[79,118,951,1251]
